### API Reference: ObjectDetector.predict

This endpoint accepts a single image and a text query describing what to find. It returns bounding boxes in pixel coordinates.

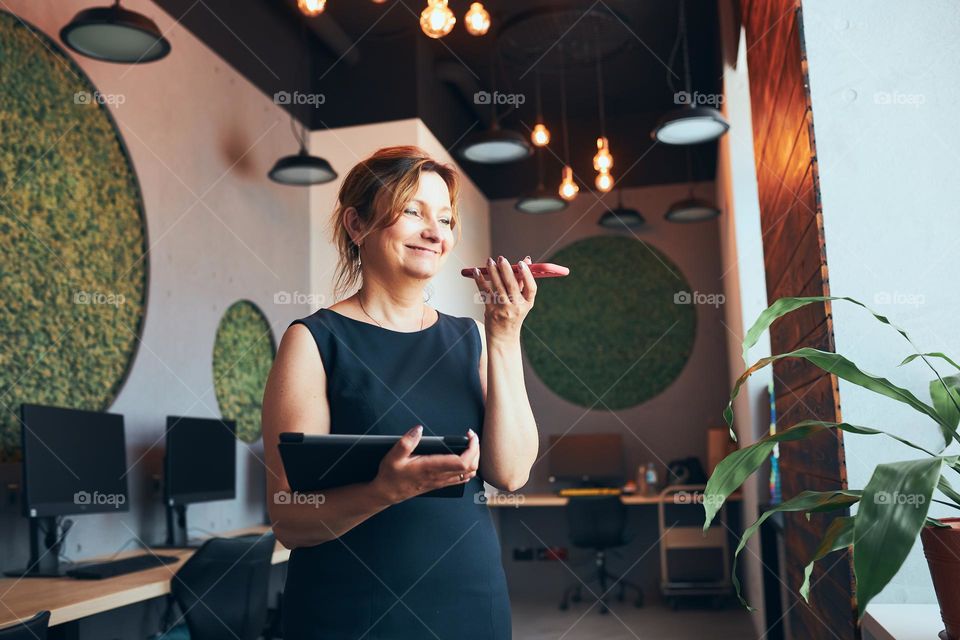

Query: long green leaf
[900,352,960,371]
[800,516,855,603]
[739,297,959,446]
[931,374,960,434]
[854,458,945,619]
[724,347,952,444]
[703,420,934,529]
[937,474,960,508]
[730,490,861,609]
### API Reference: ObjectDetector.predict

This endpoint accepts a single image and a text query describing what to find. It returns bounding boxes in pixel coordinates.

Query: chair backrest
[0,610,50,639]
[171,532,275,640]
[565,495,627,550]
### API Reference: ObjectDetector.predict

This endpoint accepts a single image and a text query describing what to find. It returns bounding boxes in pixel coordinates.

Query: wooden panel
[739,0,856,636]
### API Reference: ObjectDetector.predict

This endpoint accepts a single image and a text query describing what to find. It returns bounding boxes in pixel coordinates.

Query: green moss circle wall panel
[213,301,276,443]
[0,12,149,461]
[521,235,696,410]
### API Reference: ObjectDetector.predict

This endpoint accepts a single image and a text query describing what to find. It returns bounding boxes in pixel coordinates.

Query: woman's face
[362,171,456,282]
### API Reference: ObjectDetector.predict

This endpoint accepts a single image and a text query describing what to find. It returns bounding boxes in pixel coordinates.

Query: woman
[261,145,540,639]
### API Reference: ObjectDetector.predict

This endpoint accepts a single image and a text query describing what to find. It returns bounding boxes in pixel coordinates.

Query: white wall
[308,119,491,321]
[0,0,311,567]
[716,1,773,632]
[802,0,960,604]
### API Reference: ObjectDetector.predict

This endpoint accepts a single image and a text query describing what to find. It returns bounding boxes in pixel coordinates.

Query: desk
[483,491,743,507]
[0,525,288,630]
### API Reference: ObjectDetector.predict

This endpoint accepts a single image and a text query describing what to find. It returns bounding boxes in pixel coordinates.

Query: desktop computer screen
[548,433,625,487]
[164,416,236,505]
[20,403,129,518]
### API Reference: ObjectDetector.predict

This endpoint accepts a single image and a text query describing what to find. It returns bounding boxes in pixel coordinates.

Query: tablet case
[278,432,471,499]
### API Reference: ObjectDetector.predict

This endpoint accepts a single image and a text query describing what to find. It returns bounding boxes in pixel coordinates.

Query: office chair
[163,532,275,640]
[0,610,50,639]
[559,496,644,614]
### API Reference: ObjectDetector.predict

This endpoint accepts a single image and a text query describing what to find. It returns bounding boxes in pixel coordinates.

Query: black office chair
[0,610,50,639]
[164,532,275,640]
[559,496,644,614]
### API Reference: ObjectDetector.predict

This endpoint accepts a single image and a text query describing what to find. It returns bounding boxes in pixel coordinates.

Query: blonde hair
[329,146,462,300]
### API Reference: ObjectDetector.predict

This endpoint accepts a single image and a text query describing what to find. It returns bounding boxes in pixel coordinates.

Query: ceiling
[151,0,724,200]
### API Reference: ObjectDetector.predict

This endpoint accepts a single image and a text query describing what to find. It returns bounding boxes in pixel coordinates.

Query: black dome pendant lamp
[664,148,720,223]
[61,1,171,64]
[651,0,728,145]
[269,21,337,186]
[598,190,645,230]
[516,147,567,214]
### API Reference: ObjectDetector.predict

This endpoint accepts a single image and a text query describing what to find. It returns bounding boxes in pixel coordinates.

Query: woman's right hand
[371,425,479,504]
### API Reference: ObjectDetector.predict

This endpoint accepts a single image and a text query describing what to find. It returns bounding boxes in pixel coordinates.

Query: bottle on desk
[636,463,648,496]
[644,463,659,496]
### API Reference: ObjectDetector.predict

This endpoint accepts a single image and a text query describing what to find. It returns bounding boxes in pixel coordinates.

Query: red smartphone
[461,262,570,279]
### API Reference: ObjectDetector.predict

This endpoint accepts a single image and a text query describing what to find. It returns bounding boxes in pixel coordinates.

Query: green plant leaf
[730,490,861,609]
[724,348,952,445]
[703,420,934,529]
[800,516,855,603]
[737,297,959,446]
[937,473,960,507]
[854,458,944,619]
[930,374,960,434]
[900,352,960,371]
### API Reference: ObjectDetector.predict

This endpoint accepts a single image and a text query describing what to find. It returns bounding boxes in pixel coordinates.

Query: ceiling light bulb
[559,166,579,201]
[464,2,490,36]
[297,0,326,16]
[593,136,613,172]
[595,170,614,192]
[420,0,456,38]
[531,123,550,147]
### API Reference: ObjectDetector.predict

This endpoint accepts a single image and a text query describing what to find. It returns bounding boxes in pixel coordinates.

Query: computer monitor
[548,433,625,487]
[162,416,237,547]
[10,403,129,576]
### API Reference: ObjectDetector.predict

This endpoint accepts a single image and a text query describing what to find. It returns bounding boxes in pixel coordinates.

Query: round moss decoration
[213,301,276,443]
[521,236,696,410]
[0,12,149,461]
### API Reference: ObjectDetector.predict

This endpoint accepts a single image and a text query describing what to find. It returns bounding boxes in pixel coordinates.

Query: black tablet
[278,432,471,499]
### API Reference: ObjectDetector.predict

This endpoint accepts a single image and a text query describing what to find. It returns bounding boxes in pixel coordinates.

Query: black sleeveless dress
[281,307,512,640]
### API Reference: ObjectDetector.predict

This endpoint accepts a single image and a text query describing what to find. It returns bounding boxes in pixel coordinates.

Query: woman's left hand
[472,255,537,342]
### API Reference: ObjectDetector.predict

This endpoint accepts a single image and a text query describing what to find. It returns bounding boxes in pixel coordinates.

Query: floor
[511,598,757,640]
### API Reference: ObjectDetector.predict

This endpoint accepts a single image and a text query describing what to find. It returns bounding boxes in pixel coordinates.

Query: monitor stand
[4,516,69,577]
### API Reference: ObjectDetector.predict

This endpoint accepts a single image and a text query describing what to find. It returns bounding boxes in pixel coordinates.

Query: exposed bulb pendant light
[420,0,456,39]
[664,148,720,222]
[592,37,614,191]
[516,148,567,214]
[297,0,326,16]
[531,68,550,147]
[60,0,171,64]
[557,51,578,201]
[464,3,491,36]
[652,0,729,145]
[599,190,646,230]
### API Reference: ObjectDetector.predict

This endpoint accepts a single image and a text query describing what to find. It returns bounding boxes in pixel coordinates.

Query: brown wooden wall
[738,0,858,638]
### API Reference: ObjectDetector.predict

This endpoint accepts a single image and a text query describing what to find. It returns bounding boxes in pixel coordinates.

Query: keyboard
[66,553,179,580]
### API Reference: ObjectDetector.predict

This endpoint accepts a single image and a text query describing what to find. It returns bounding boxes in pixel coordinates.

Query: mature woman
[261,145,540,639]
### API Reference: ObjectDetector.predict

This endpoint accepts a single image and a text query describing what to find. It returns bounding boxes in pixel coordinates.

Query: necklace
[357,290,426,331]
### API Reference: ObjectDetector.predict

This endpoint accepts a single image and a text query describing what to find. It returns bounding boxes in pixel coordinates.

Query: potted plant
[703,296,960,635]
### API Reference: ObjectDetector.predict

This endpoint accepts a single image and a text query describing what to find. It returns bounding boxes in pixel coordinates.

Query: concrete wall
[0,0,310,580]
[802,0,960,605]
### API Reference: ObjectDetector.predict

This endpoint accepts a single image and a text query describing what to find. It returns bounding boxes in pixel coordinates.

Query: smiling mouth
[406,246,438,255]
